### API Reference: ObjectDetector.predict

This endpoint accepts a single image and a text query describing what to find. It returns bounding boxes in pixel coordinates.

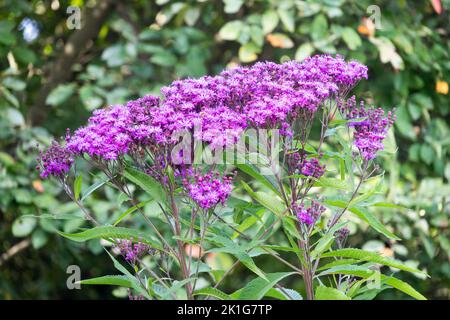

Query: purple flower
[37,141,73,178]
[334,227,350,246]
[287,152,325,179]
[115,238,152,265]
[341,96,396,160]
[293,200,326,225]
[66,95,161,160]
[296,206,315,225]
[299,158,325,179]
[182,169,234,210]
[57,55,370,165]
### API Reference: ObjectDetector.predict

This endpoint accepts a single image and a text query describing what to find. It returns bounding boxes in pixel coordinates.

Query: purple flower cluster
[67,96,161,160]
[37,55,369,181]
[36,140,74,178]
[159,55,367,145]
[299,158,325,179]
[182,169,233,210]
[341,96,396,160]
[334,226,350,241]
[115,238,151,265]
[287,152,325,179]
[294,200,326,225]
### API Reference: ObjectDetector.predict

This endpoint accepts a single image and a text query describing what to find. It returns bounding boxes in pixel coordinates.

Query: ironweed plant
[37,55,427,300]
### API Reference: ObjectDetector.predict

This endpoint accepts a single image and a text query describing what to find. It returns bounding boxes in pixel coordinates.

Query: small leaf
[218,20,244,40]
[277,9,295,32]
[235,252,268,281]
[241,181,285,217]
[46,84,76,106]
[193,287,231,300]
[79,275,133,287]
[295,43,314,61]
[239,43,260,63]
[223,0,244,14]
[80,176,112,201]
[315,177,349,190]
[315,286,350,300]
[74,175,82,201]
[12,216,37,237]
[325,199,400,240]
[261,10,279,34]
[342,27,362,50]
[235,272,296,300]
[123,167,166,204]
[105,250,151,299]
[113,200,151,226]
[236,163,280,196]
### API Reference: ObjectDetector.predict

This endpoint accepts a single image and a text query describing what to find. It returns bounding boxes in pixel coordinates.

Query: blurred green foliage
[0,0,448,299]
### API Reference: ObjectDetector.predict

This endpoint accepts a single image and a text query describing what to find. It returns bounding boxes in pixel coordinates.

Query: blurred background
[0,0,449,299]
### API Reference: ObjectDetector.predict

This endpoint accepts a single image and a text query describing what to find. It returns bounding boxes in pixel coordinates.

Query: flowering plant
[37,55,427,300]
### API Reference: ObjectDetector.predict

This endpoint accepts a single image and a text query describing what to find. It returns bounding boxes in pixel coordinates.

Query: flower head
[287,152,325,179]
[115,238,152,265]
[341,96,396,160]
[37,141,73,178]
[293,200,326,226]
[182,169,234,210]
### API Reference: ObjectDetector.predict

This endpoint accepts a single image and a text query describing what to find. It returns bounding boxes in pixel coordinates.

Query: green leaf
[123,167,166,204]
[318,264,375,278]
[80,176,111,201]
[325,199,400,240]
[342,27,362,50]
[31,229,48,249]
[239,43,260,63]
[322,249,427,275]
[46,84,76,106]
[2,77,26,91]
[372,202,405,209]
[311,14,328,42]
[315,286,350,300]
[310,233,335,260]
[74,175,82,201]
[223,0,244,14]
[105,250,151,299]
[79,275,133,287]
[317,259,359,272]
[235,252,268,281]
[349,206,400,240]
[261,10,279,34]
[157,278,195,300]
[295,43,314,61]
[113,200,151,226]
[314,177,349,190]
[265,287,303,300]
[219,20,244,40]
[236,163,280,196]
[241,181,285,217]
[12,216,37,237]
[277,8,295,32]
[59,226,163,251]
[235,272,295,300]
[193,287,231,300]
[318,265,427,300]
[232,209,264,239]
[381,276,427,300]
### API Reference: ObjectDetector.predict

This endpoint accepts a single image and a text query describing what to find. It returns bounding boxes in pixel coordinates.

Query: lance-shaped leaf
[59,226,163,251]
[321,248,427,275]
[233,272,296,300]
